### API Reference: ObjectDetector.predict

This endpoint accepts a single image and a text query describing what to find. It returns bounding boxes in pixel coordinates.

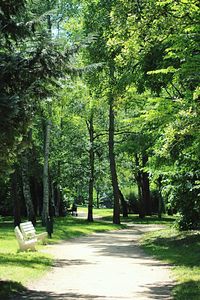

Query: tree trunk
[87,115,94,222]
[42,119,51,225]
[119,189,128,217]
[50,180,55,217]
[35,180,41,217]
[135,154,145,218]
[21,151,36,225]
[109,93,120,225]
[96,187,100,209]
[141,154,152,216]
[54,183,61,217]
[12,169,21,226]
[55,112,64,217]
[158,176,165,218]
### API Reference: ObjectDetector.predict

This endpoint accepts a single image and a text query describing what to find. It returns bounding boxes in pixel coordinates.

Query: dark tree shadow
[0,280,27,300]
[3,280,109,300]
[53,258,94,267]
[172,280,200,300]
[135,282,174,299]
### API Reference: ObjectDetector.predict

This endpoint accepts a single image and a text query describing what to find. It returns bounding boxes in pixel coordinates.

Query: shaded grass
[140,228,200,299]
[0,215,123,298]
[0,280,27,300]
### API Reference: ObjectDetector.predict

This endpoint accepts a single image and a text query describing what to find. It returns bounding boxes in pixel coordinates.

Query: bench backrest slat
[20,222,36,239]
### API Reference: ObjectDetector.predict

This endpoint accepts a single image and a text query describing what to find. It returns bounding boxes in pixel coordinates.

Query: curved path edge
[12,224,175,300]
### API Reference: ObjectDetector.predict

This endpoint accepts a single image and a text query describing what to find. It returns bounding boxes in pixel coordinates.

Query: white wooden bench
[14,226,37,251]
[19,221,47,243]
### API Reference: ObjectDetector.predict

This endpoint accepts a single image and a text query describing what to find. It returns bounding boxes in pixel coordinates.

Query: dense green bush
[170,176,200,230]
[126,192,139,214]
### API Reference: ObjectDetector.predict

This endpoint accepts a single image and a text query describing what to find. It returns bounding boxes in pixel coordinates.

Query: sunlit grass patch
[0,219,52,295]
[78,207,113,217]
[141,228,200,299]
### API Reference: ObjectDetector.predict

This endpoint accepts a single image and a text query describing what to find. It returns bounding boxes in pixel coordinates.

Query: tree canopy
[0,0,199,230]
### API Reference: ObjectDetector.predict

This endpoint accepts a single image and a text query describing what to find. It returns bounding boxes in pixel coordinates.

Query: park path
[12,223,174,300]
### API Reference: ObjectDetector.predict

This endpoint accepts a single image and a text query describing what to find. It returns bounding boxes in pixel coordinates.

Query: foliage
[0,0,199,229]
[0,0,81,174]
[105,0,200,228]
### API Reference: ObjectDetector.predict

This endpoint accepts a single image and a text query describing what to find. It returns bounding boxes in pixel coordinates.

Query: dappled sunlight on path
[12,225,174,300]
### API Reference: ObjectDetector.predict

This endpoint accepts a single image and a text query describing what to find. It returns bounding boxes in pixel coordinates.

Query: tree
[83,0,123,224]
[104,0,200,229]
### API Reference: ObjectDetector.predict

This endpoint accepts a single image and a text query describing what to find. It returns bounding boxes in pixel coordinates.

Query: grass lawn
[140,227,200,300]
[79,207,177,225]
[0,215,123,299]
[78,207,113,217]
[93,208,177,225]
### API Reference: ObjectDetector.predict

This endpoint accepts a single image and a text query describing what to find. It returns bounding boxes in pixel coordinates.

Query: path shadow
[53,259,93,267]
[73,229,166,264]
[0,280,26,300]
[12,290,109,300]
[1,280,109,300]
[136,282,174,299]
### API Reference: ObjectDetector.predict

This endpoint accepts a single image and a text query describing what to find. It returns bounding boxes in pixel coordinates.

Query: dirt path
[13,224,174,300]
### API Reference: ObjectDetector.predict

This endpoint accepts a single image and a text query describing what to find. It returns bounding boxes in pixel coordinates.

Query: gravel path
[12,224,174,300]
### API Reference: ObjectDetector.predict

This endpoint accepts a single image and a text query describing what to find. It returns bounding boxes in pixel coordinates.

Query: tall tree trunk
[87,115,94,222]
[158,176,165,218]
[42,119,51,225]
[55,112,64,217]
[54,183,61,217]
[21,151,36,225]
[119,189,128,217]
[135,154,145,218]
[141,154,152,216]
[12,169,21,226]
[50,180,55,217]
[32,178,41,217]
[109,93,120,225]
[96,187,100,209]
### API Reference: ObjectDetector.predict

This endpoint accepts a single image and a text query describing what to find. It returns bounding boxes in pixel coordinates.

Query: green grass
[0,215,123,298]
[0,218,53,299]
[78,207,113,217]
[79,207,177,225]
[101,212,176,225]
[119,214,176,225]
[140,228,200,300]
